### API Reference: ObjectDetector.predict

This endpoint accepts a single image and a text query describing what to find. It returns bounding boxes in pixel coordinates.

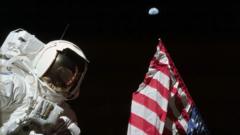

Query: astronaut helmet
[33,40,89,100]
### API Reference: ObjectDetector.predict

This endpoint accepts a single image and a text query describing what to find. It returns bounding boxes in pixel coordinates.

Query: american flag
[127,40,209,135]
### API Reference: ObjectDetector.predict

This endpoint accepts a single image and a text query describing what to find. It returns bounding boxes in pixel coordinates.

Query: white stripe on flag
[169,97,188,132]
[165,118,178,135]
[127,124,147,135]
[131,100,165,134]
[139,85,168,112]
[153,47,170,65]
[148,69,170,90]
[159,51,169,65]
[175,84,191,112]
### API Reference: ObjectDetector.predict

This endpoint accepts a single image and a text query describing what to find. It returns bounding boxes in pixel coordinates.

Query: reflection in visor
[41,48,87,97]
[57,66,79,86]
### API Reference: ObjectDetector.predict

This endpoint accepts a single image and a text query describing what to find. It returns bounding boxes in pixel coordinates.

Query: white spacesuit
[0,29,88,135]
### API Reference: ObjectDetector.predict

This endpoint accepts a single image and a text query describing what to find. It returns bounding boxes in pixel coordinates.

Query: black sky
[0,1,239,135]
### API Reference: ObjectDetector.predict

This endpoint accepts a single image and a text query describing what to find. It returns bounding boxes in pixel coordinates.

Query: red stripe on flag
[172,87,192,121]
[174,120,186,135]
[150,57,170,76]
[167,107,186,135]
[172,80,194,107]
[133,92,167,121]
[129,113,161,135]
[158,42,194,105]
[127,40,199,135]
[175,94,191,121]
[144,77,169,99]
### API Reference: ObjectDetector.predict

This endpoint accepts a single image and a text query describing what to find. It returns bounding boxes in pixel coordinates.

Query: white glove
[40,116,80,135]
[60,116,81,135]
[29,130,43,135]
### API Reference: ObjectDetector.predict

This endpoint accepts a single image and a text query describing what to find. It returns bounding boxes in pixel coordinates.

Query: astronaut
[0,29,89,135]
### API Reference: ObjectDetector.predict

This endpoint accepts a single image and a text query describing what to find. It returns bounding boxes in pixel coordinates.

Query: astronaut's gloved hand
[29,130,44,135]
[41,118,71,135]
[43,116,80,135]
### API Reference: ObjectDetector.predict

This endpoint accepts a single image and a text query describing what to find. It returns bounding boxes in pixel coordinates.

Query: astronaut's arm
[0,73,29,134]
[0,95,10,109]
[0,102,30,135]
[0,78,13,109]
[0,97,80,135]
